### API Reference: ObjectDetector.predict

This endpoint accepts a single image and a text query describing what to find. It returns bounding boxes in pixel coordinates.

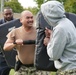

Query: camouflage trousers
[14,65,50,75]
[56,68,76,75]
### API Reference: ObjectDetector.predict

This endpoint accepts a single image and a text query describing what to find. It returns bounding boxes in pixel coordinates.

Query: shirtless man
[3,10,50,75]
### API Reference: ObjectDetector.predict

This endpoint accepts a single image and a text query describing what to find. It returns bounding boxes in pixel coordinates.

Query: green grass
[9,69,56,75]
[51,72,56,75]
[9,69,15,75]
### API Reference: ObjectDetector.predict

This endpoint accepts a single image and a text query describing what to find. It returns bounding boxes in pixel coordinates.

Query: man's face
[3,9,13,21]
[20,13,34,28]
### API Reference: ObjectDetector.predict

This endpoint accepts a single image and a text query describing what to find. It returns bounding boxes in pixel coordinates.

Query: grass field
[9,69,15,75]
[9,69,56,75]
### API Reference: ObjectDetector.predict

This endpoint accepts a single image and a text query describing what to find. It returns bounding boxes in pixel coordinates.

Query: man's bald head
[20,10,34,28]
[20,10,33,18]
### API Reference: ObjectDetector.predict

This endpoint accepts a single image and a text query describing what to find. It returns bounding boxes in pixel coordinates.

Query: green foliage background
[34,0,76,14]
[4,0,24,13]
[0,0,76,15]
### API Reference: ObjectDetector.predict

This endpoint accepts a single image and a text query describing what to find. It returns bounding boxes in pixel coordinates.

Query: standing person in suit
[42,1,76,75]
[3,10,50,75]
[0,7,14,75]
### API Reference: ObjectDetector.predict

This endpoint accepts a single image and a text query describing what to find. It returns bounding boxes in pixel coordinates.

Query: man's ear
[20,18,22,23]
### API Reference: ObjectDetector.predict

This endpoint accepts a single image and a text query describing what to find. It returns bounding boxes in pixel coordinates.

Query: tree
[34,0,76,14]
[34,0,44,9]
[4,0,24,13]
[64,0,76,14]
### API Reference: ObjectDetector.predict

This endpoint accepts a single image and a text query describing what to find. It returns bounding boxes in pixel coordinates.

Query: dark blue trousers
[0,53,11,75]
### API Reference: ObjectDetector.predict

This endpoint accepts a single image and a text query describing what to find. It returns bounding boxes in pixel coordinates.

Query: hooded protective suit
[41,1,76,71]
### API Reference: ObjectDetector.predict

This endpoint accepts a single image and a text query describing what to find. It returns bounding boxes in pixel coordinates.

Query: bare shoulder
[15,26,22,31]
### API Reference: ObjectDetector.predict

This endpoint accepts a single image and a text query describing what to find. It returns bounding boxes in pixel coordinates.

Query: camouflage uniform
[14,66,50,75]
[56,69,76,75]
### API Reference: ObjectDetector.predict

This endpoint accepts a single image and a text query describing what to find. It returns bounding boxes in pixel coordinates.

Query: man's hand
[43,37,50,46]
[15,39,23,45]
[45,27,52,38]
[43,27,52,46]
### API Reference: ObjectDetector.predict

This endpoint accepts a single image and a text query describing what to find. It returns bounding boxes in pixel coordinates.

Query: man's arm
[3,38,16,51]
[3,38,36,51]
[43,28,52,46]
[47,27,66,60]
